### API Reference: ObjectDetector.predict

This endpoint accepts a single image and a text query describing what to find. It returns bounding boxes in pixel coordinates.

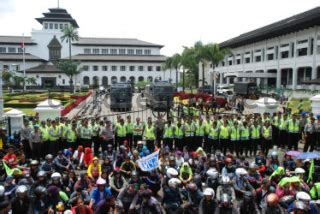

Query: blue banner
[136,150,160,171]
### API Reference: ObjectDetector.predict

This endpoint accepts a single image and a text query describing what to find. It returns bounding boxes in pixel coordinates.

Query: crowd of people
[0,107,320,213]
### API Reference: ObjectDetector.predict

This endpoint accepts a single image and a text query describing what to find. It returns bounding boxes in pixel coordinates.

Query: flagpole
[22,34,26,91]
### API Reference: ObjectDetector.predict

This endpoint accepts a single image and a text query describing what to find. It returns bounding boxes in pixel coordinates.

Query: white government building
[200,7,320,90]
[0,7,171,88]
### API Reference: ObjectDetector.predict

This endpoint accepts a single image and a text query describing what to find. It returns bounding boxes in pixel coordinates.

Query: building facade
[201,7,320,90]
[0,8,171,88]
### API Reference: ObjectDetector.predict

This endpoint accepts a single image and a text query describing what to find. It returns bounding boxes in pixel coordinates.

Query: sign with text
[136,150,159,171]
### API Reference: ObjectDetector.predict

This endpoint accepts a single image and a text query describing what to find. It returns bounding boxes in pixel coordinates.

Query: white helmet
[168,178,181,188]
[51,172,61,180]
[16,185,28,195]
[0,185,4,197]
[296,191,311,202]
[295,168,305,174]
[203,188,215,198]
[206,169,219,179]
[236,168,248,176]
[166,168,178,178]
[221,176,230,185]
[96,178,106,185]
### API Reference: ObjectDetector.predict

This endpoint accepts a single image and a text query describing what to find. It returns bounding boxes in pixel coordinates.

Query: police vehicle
[143,81,174,111]
[110,83,132,111]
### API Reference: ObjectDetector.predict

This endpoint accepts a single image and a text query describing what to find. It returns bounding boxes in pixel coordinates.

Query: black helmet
[187,183,197,191]
[142,189,152,198]
[18,178,29,186]
[34,186,46,196]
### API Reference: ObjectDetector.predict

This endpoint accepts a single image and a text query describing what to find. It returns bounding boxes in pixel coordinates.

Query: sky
[0,0,319,56]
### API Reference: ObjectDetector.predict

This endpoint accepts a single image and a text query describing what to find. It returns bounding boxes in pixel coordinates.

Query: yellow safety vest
[195,122,205,136]
[175,125,184,139]
[144,126,155,140]
[117,124,127,137]
[250,125,260,139]
[164,124,174,138]
[184,123,194,137]
[67,129,77,142]
[208,127,219,140]
[40,126,49,141]
[219,125,229,139]
[263,126,271,139]
[126,122,133,134]
[241,127,250,140]
[133,123,143,136]
[49,127,59,141]
[230,127,240,141]
[288,120,300,133]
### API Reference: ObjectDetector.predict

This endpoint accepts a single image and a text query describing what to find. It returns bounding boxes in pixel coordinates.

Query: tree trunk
[69,75,73,94]
[69,38,72,60]
[175,68,178,91]
[183,68,185,92]
[202,63,205,86]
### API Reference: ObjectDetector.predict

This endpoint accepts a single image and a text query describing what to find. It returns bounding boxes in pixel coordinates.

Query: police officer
[125,115,134,148]
[287,114,300,150]
[277,113,288,148]
[230,121,240,157]
[250,120,260,156]
[48,120,61,155]
[184,117,195,151]
[163,119,174,150]
[115,118,127,148]
[174,118,184,151]
[133,117,143,148]
[207,121,219,153]
[91,118,101,155]
[241,121,250,157]
[219,120,230,156]
[261,121,272,155]
[144,118,156,152]
[40,120,49,155]
[194,116,206,149]
[66,122,78,151]
[79,119,92,148]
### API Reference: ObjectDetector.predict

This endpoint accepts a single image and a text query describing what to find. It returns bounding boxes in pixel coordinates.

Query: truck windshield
[111,88,131,97]
[153,86,173,94]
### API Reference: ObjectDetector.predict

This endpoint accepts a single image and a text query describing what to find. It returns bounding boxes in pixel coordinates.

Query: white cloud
[0,0,319,55]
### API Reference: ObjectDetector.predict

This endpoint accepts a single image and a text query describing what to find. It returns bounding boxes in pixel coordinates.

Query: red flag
[20,42,24,49]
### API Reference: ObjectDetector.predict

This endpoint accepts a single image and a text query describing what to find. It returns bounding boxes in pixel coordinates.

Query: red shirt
[3,154,17,165]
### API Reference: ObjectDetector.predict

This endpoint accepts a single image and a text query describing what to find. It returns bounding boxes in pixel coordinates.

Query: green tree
[171,53,181,89]
[181,47,198,91]
[206,43,230,94]
[61,25,79,60]
[162,56,173,83]
[26,77,37,86]
[194,41,210,87]
[57,60,81,93]
[2,70,13,87]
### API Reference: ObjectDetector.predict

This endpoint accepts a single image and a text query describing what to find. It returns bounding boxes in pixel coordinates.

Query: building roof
[220,7,320,49]
[69,54,166,62]
[73,37,163,48]
[36,8,79,28]
[0,53,46,62]
[0,36,36,45]
[25,64,63,73]
[47,36,62,48]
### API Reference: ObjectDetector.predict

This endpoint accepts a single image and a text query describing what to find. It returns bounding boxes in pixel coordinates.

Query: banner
[136,150,160,171]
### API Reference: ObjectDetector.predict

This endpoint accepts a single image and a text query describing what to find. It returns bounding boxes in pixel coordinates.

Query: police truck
[110,83,133,111]
[143,81,174,111]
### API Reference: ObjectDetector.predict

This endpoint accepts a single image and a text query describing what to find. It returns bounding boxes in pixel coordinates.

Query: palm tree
[206,43,230,94]
[171,53,181,90]
[61,25,79,61]
[194,41,210,87]
[181,47,198,91]
[162,57,173,83]
[57,60,81,93]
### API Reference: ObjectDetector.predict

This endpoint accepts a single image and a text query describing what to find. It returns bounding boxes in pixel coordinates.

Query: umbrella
[296,152,320,160]
[286,151,301,157]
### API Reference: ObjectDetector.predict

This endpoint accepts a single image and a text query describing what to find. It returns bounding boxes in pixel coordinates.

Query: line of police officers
[19,108,320,160]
